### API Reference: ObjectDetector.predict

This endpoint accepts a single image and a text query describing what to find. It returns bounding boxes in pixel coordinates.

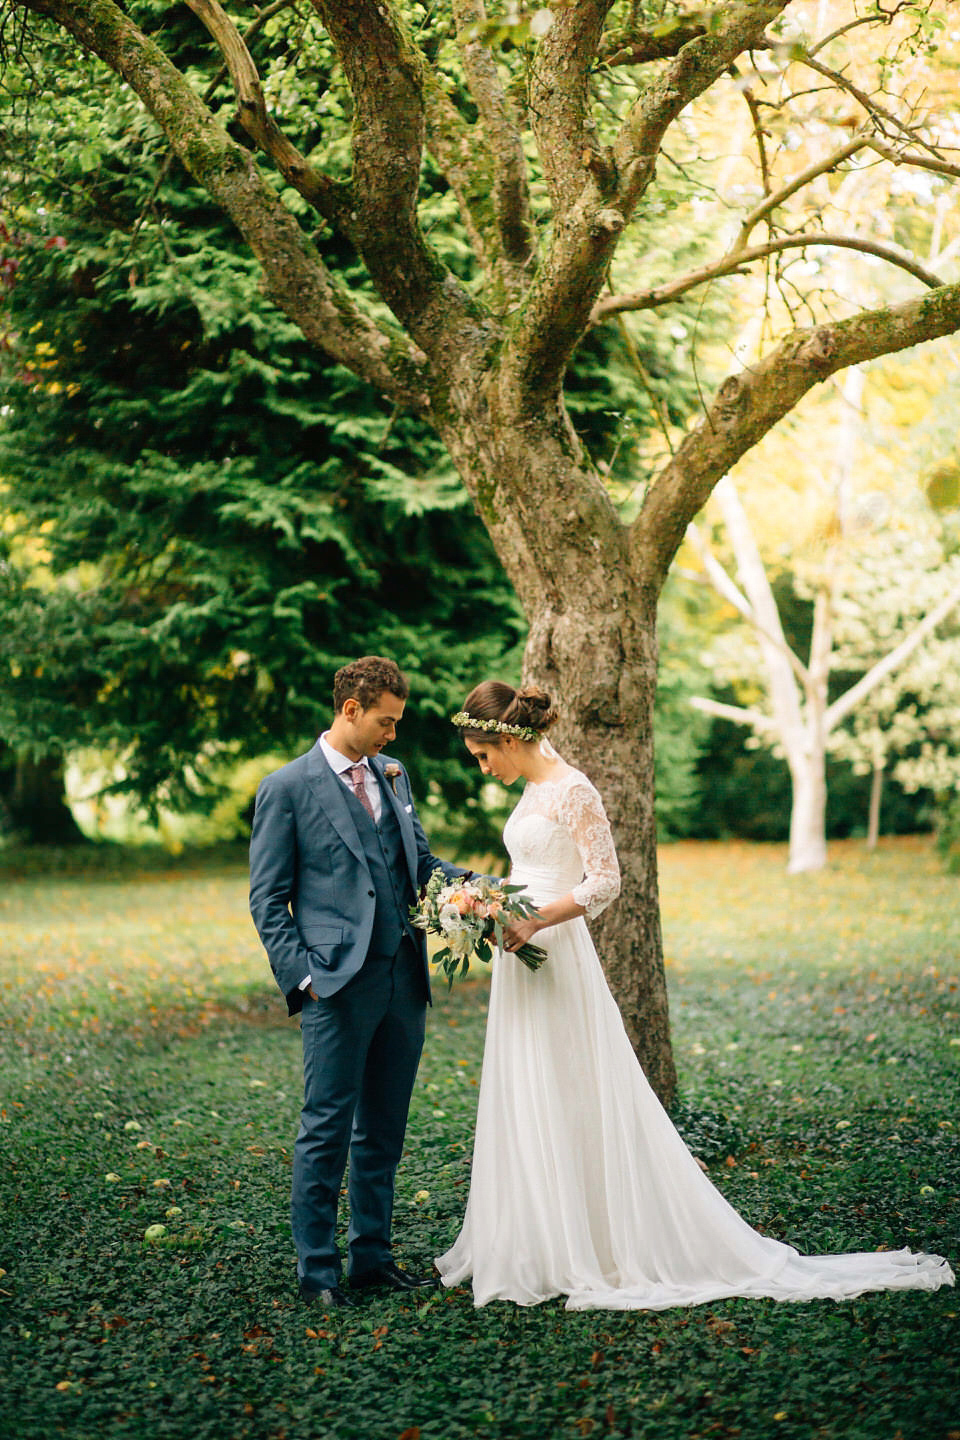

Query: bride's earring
[539,736,559,760]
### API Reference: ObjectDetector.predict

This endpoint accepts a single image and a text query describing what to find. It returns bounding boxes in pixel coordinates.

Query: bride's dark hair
[458,681,557,743]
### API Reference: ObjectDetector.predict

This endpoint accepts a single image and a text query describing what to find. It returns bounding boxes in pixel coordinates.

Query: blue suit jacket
[249,743,462,1014]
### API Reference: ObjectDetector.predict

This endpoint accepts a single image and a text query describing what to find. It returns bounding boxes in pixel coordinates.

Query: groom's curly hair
[333,656,410,712]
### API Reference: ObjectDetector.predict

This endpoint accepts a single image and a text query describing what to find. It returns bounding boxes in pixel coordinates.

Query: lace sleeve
[558,777,621,919]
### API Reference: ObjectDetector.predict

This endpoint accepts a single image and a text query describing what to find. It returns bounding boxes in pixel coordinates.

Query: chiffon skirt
[435,892,954,1310]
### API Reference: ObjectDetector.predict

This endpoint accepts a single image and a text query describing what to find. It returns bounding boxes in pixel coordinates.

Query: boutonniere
[384,764,402,796]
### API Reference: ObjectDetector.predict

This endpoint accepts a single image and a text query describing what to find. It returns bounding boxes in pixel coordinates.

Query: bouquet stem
[514,941,548,972]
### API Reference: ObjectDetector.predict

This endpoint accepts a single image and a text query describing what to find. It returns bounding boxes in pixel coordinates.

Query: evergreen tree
[0,45,522,839]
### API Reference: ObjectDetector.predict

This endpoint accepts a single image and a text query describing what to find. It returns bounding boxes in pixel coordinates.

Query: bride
[435,681,954,1310]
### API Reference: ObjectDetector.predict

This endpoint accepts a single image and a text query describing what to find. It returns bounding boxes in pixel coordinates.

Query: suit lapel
[306,744,366,864]
[371,755,418,887]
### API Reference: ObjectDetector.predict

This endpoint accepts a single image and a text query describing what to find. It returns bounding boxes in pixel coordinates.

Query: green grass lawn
[1,837,957,1440]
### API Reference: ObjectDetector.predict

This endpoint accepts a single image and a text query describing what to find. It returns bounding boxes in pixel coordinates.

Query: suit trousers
[292,937,426,1290]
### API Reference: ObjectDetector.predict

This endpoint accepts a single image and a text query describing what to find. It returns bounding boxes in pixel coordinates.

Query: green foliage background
[0,24,526,842]
[0,12,721,845]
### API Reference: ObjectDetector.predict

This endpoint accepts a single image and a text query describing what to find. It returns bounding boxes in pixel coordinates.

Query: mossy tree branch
[308,0,484,360]
[452,0,536,300]
[183,0,352,233]
[592,232,945,322]
[631,281,960,590]
[25,0,432,409]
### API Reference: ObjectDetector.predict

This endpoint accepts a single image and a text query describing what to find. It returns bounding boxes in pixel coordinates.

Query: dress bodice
[502,767,621,918]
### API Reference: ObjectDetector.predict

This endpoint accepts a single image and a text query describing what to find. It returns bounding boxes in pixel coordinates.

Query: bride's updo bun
[510,686,558,733]
[458,681,557,742]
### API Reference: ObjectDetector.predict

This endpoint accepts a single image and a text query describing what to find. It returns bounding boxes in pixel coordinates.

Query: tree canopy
[0,12,709,839]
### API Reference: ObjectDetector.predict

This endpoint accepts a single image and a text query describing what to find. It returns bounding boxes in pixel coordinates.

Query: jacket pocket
[301,924,344,967]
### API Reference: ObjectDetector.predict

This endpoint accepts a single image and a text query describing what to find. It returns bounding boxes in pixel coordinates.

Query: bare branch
[738,77,771,202]
[201,0,299,105]
[799,52,944,160]
[689,695,779,733]
[825,581,960,731]
[711,474,809,752]
[593,231,945,322]
[805,586,834,716]
[184,0,350,230]
[685,520,810,686]
[685,520,756,622]
[807,2,916,60]
[866,134,960,180]
[729,138,867,255]
[630,279,960,591]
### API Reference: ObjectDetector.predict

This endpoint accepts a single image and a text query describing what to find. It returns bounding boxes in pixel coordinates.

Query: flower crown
[451,711,540,743]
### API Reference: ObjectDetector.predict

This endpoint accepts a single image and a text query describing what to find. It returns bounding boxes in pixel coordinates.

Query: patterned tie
[347,763,376,821]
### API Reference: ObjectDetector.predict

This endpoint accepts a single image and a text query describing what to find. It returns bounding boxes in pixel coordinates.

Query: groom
[249,655,467,1309]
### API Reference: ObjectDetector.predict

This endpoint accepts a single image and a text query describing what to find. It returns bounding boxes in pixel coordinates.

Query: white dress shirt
[299,735,384,993]
[318,733,383,823]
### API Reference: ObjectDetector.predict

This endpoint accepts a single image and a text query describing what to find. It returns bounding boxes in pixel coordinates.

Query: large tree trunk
[525,580,676,1105]
[440,394,678,1102]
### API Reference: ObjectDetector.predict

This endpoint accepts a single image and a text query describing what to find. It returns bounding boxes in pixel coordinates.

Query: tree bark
[432,383,676,1098]
[522,565,675,1104]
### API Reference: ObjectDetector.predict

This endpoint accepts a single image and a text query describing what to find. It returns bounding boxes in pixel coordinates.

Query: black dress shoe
[299,1282,359,1309]
[350,1260,439,1292]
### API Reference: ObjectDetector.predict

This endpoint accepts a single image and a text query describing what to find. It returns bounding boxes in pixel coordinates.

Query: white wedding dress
[435,766,954,1310]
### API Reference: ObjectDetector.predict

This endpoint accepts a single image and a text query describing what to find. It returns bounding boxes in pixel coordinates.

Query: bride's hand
[503,915,543,950]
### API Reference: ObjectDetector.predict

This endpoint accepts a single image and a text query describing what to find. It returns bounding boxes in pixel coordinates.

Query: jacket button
[368,890,375,897]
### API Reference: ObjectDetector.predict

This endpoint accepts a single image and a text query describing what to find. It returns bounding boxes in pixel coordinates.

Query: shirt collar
[318,732,369,776]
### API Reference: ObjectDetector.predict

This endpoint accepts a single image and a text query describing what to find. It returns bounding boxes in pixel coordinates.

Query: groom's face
[340,689,406,761]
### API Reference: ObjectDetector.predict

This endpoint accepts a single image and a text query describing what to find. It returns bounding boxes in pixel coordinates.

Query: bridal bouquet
[411,869,547,985]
